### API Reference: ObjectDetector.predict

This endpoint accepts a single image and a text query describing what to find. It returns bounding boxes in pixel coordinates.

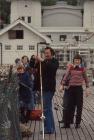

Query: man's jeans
[43,91,55,133]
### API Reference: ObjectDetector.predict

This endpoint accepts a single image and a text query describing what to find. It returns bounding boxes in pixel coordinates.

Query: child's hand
[59,85,64,92]
[85,88,91,97]
[67,63,74,70]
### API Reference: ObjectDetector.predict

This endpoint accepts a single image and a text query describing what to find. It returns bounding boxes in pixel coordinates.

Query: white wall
[0,24,44,64]
[11,0,42,27]
[42,6,82,27]
[84,1,94,28]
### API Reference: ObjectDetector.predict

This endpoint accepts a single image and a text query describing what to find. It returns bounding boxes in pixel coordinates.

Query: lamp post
[37,42,49,56]
[69,43,72,62]
[66,39,73,63]
[0,43,2,66]
[67,42,72,63]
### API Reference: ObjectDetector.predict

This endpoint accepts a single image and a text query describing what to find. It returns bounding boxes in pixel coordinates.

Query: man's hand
[35,56,44,62]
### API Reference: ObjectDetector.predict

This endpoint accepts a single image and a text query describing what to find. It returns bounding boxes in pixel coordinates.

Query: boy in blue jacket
[17,65,33,123]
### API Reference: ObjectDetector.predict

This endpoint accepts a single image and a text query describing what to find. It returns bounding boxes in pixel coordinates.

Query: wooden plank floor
[23,70,94,140]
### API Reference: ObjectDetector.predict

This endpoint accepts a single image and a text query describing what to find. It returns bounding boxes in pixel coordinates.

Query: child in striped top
[60,54,91,128]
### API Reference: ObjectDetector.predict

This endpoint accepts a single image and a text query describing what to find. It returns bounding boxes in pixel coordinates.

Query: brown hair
[45,47,55,56]
[17,65,25,71]
[73,54,82,63]
[22,55,29,62]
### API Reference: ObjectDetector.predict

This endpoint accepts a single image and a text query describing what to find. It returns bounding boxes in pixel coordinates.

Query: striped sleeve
[82,68,89,88]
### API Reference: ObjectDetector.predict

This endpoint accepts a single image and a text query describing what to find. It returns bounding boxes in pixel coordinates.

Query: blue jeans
[43,91,55,133]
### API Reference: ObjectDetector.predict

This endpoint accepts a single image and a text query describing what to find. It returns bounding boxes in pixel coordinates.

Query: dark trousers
[20,107,31,123]
[64,86,83,125]
[62,89,75,124]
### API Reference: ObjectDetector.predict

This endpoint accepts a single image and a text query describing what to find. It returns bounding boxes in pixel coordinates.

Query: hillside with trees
[0,0,10,24]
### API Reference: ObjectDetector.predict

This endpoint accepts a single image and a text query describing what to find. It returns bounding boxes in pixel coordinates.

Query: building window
[25,5,28,7]
[0,24,4,29]
[8,30,24,39]
[74,36,79,42]
[67,50,70,61]
[55,51,64,61]
[47,35,51,39]
[5,45,11,50]
[22,17,25,21]
[17,45,23,50]
[28,17,31,23]
[56,54,64,61]
[29,45,35,50]
[16,30,23,39]
[60,35,67,41]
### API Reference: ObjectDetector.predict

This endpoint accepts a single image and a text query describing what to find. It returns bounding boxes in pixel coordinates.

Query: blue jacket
[18,72,32,103]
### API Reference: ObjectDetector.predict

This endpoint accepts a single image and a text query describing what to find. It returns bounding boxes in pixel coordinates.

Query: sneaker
[40,130,55,134]
[20,123,32,137]
[22,130,32,137]
[58,120,64,123]
[70,120,74,124]
[75,124,80,129]
[61,124,70,128]
[45,132,55,134]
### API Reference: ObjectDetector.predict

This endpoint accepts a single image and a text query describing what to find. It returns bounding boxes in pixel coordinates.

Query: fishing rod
[54,101,94,114]
[19,82,32,91]
[54,103,64,110]
[39,61,45,140]
[55,88,94,113]
[54,102,94,126]
[83,106,94,113]
[54,88,94,127]
[54,94,63,98]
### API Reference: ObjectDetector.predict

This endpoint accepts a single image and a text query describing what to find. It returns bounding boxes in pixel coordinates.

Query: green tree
[42,0,78,6]
[66,0,77,6]
[56,0,78,6]
[0,0,10,24]
[42,0,57,6]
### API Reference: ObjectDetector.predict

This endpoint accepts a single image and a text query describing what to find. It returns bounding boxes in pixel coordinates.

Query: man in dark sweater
[42,56,59,92]
[37,47,59,134]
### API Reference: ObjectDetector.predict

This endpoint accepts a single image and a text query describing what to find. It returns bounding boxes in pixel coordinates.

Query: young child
[17,65,33,124]
[21,55,29,68]
[60,54,90,128]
